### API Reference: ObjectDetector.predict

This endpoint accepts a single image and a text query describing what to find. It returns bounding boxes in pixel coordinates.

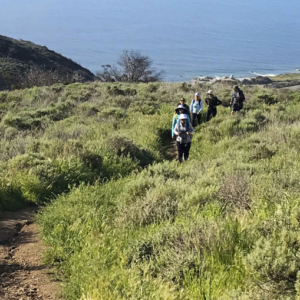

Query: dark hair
[180,98,185,102]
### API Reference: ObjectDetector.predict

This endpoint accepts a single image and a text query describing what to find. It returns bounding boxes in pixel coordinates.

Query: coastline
[190,72,300,91]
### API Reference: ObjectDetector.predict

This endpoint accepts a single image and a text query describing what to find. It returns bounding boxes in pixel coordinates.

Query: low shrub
[107,85,125,96]
[251,90,277,105]
[98,107,126,118]
[218,172,251,210]
[250,143,276,160]
[117,187,179,227]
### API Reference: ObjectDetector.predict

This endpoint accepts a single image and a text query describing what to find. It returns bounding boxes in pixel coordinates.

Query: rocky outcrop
[268,80,300,89]
[241,76,273,85]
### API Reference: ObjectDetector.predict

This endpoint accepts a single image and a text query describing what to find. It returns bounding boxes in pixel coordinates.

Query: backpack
[233,91,245,105]
[192,99,201,106]
[239,91,245,102]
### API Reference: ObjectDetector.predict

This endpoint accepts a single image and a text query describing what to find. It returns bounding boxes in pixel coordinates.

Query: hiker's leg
[212,108,217,117]
[184,143,191,160]
[197,114,201,125]
[176,142,184,162]
[191,113,196,127]
[232,104,238,115]
[206,109,212,122]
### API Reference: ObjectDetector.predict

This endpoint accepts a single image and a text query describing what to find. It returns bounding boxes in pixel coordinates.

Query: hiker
[190,92,203,127]
[230,85,245,115]
[205,90,222,121]
[171,105,191,138]
[177,98,190,118]
[173,114,194,163]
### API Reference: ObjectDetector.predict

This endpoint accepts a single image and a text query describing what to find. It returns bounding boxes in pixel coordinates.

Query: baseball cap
[195,92,200,96]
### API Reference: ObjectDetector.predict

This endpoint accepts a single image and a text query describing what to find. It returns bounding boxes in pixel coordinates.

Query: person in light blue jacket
[171,105,191,138]
[190,92,203,127]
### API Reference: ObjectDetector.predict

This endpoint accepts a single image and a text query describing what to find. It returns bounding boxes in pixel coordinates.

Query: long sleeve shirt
[171,114,191,137]
[205,96,222,108]
[190,99,203,114]
[173,122,194,144]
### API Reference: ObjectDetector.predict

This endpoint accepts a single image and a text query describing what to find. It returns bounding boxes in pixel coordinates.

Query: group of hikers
[171,85,245,163]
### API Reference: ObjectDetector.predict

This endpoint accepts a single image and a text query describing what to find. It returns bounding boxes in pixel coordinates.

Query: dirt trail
[161,135,178,161]
[0,207,60,300]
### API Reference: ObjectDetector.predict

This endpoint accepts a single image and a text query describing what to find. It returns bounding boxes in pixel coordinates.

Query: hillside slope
[1,81,300,299]
[0,35,95,90]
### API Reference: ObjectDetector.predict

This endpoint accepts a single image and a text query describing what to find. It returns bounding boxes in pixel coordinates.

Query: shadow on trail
[158,128,177,161]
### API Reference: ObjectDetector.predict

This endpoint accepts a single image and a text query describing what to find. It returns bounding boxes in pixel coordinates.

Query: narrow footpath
[161,134,177,161]
[0,207,60,300]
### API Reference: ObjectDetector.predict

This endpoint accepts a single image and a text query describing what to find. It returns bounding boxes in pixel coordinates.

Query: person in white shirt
[190,92,203,127]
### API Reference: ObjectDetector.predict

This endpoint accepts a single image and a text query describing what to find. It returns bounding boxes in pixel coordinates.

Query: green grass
[271,73,300,81]
[1,81,300,299]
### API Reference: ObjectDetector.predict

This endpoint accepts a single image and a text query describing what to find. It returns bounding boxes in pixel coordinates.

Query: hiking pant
[232,103,241,112]
[206,107,217,121]
[191,113,201,127]
[232,102,243,112]
[177,142,191,162]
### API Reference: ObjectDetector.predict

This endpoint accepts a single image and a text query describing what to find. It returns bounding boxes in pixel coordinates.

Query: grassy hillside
[272,73,300,81]
[1,81,300,299]
[0,35,95,90]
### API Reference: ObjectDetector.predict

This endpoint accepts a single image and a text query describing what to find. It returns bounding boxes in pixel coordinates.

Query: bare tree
[97,50,163,83]
[22,66,85,88]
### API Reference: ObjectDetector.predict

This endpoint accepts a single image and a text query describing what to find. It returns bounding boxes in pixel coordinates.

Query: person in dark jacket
[230,85,245,115]
[177,98,190,118]
[205,90,222,121]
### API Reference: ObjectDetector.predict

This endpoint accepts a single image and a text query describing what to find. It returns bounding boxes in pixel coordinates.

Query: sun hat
[195,92,200,96]
[175,105,187,114]
[207,90,214,95]
[179,114,188,120]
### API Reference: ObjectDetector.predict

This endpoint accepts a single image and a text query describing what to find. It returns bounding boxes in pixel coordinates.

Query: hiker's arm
[171,117,176,137]
[173,124,180,136]
[217,98,222,106]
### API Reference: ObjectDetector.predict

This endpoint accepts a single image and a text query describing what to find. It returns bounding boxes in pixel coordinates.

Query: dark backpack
[239,91,245,102]
[192,99,201,106]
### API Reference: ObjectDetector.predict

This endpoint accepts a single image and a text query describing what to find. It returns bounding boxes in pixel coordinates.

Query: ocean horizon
[0,0,299,81]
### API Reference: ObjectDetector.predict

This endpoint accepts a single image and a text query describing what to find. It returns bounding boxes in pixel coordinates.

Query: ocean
[0,0,300,81]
